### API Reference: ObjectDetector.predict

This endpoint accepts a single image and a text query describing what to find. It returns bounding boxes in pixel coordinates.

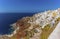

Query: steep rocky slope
[0,8,60,39]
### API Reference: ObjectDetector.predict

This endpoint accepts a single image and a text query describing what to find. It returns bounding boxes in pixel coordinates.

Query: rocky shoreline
[0,8,60,39]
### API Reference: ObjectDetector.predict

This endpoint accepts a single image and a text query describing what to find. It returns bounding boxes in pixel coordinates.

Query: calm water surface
[0,13,36,34]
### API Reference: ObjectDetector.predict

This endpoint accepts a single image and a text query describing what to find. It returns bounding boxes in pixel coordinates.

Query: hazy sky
[0,0,60,12]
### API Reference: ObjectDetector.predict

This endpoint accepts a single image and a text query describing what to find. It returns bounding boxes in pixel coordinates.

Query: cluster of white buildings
[0,8,60,39]
[28,8,60,29]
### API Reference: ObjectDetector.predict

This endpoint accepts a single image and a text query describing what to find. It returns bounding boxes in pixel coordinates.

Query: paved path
[48,22,60,39]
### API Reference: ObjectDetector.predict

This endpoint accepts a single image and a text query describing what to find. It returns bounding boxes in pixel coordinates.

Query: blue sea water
[0,13,36,35]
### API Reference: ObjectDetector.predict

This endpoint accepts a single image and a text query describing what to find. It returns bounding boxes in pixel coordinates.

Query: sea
[0,13,36,35]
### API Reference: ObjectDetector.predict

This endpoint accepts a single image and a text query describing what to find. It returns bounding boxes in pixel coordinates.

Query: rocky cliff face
[0,8,60,39]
